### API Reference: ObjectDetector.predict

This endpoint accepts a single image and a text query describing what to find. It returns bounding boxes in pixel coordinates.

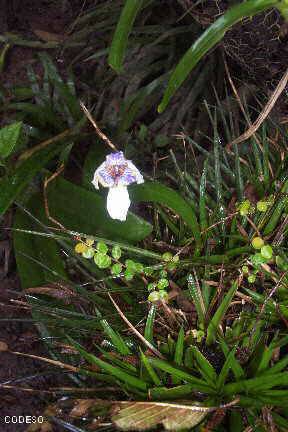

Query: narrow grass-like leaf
[187,273,205,326]
[144,305,156,344]
[130,182,201,248]
[69,337,148,391]
[100,319,131,356]
[158,0,279,111]
[199,161,208,231]
[140,350,162,386]
[217,348,237,391]
[174,327,185,366]
[108,0,143,72]
[191,346,217,385]
[264,179,288,234]
[206,281,238,345]
[148,358,212,393]
[224,372,288,395]
[149,384,198,400]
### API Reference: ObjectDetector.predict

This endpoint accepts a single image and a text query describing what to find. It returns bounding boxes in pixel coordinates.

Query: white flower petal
[106,186,130,221]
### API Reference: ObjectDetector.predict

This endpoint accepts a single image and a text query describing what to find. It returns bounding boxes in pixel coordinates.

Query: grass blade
[108,0,144,72]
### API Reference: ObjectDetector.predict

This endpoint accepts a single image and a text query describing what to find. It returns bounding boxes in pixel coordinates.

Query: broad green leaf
[108,0,144,72]
[112,401,208,431]
[130,182,201,247]
[45,176,152,242]
[0,121,22,158]
[158,0,279,112]
[13,204,67,288]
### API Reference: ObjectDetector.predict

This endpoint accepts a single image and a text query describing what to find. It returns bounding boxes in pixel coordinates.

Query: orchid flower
[92,152,144,221]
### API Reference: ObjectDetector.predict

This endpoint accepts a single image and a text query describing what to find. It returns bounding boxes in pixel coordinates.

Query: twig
[43,163,67,232]
[80,101,118,152]
[9,351,79,372]
[18,128,72,161]
[107,293,164,359]
[227,67,288,149]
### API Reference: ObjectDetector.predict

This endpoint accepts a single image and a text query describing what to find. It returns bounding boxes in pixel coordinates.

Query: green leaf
[112,245,122,260]
[100,319,131,356]
[130,182,201,248]
[206,281,238,345]
[45,175,152,243]
[108,0,144,72]
[148,358,212,392]
[96,242,109,254]
[140,350,162,386]
[217,348,237,391]
[144,304,156,344]
[158,0,279,112]
[149,384,200,401]
[111,263,123,275]
[187,274,205,326]
[199,161,208,231]
[174,327,185,366]
[0,121,22,158]
[69,337,147,391]
[0,141,66,217]
[94,253,111,269]
[191,346,217,385]
[224,372,288,395]
[13,203,67,288]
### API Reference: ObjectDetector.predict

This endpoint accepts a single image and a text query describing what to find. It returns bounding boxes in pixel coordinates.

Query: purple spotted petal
[106,151,125,165]
[98,168,115,187]
[92,152,144,189]
[117,167,137,186]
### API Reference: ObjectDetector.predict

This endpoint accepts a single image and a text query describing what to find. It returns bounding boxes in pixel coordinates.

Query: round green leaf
[251,237,264,250]
[112,245,122,260]
[97,242,109,254]
[82,247,95,259]
[261,245,273,260]
[94,252,111,269]
[111,263,123,275]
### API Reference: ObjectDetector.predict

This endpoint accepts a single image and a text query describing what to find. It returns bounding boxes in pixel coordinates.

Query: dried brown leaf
[33,29,65,42]
[0,340,9,351]
[112,402,208,431]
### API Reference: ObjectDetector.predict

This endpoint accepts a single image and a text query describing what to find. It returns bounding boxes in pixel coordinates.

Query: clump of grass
[8,106,288,431]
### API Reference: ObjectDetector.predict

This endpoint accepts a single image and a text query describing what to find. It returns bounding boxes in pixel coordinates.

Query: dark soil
[0,275,67,432]
[0,2,81,430]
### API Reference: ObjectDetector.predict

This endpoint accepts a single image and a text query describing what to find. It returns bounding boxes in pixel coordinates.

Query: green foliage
[109,0,144,72]
[2,5,288,429]
[109,0,287,111]
[0,121,22,158]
